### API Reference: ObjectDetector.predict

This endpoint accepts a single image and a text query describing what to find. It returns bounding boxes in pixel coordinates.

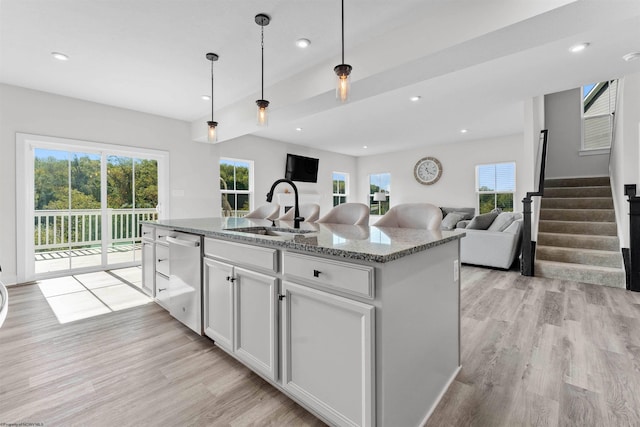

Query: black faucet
[266,178,304,229]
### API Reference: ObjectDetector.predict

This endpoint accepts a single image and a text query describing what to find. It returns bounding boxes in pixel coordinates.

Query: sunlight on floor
[37,267,151,324]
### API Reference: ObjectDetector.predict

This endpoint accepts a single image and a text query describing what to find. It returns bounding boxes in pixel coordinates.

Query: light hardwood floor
[427,266,640,427]
[2,267,640,426]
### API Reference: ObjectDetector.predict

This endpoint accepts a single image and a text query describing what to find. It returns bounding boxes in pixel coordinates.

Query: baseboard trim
[419,365,462,426]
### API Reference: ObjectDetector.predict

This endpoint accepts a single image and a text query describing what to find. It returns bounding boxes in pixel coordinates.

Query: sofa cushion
[456,220,470,229]
[441,212,465,230]
[503,219,522,234]
[487,212,517,232]
[441,207,475,220]
[466,211,499,230]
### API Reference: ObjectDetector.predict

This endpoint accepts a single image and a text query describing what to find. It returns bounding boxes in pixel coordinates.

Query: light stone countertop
[147,217,464,263]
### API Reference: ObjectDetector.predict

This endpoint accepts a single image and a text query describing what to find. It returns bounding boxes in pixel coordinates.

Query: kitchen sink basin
[225,226,316,240]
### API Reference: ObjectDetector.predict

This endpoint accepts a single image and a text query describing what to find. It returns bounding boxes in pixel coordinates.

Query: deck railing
[34,208,158,250]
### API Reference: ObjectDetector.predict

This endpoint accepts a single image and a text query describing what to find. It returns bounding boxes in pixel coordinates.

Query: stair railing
[521,129,549,276]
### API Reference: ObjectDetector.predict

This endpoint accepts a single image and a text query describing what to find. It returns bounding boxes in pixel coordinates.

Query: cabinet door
[281,281,375,427]
[234,267,278,381]
[203,258,234,352]
[141,241,155,296]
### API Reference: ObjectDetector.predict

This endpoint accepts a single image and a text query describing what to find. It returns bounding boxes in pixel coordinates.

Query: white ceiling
[2,0,640,156]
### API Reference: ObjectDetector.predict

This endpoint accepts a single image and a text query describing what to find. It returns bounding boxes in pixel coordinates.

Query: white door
[234,266,278,381]
[18,133,169,283]
[203,258,234,352]
[281,281,375,427]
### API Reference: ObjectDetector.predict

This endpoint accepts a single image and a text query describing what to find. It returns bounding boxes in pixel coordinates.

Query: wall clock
[414,157,442,185]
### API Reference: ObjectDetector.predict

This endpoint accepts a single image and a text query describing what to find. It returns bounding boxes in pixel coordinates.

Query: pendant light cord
[211,61,219,122]
[261,25,265,99]
[341,0,345,64]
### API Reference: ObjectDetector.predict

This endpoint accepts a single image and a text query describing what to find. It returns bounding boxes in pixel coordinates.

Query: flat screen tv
[285,154,319,183]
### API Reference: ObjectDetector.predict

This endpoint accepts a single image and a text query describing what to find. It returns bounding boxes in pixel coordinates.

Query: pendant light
[206,52,219,142]
[255,13,270,126]
[334,0,352,102]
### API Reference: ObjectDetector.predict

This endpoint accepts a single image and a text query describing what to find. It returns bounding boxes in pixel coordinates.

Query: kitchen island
[142,217,463,427]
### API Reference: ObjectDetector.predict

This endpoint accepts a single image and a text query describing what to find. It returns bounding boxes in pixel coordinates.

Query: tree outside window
[476,162,515,214]
[369,173,390,215]
[220,158,252,217]
[332,172,348,206]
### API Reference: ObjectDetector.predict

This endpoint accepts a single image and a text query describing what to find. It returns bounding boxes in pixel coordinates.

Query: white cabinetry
[203,239,278,381]
[141,225,155,296]
[203,258,234,351]
[155,242,170,310]
[281,281,374,427]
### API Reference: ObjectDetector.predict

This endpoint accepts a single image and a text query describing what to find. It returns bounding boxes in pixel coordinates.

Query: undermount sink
[225,226,315,240]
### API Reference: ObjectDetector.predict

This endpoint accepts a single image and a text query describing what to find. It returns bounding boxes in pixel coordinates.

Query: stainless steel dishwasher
[167,232,203,334]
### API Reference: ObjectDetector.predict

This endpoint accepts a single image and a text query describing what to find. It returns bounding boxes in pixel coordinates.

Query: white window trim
[16,133,170,284]
[220,157,254,216]
[368,172,391,217]
[332,171,349,205]
[475,162,516,214]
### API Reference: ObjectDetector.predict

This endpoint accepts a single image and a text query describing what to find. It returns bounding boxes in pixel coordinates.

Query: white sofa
[457,213,523,269]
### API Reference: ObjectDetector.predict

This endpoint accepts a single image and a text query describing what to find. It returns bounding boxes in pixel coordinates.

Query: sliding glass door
[106,156,158,266]
[27,137,166,279]
[34,148,103,274]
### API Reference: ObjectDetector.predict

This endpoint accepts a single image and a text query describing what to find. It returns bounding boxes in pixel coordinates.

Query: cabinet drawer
[141,225,155,241]
[282,252,374,299]
[155,228,176,244]
[155,272,170,310]
[155,244,170,277]
[204,238,277,273]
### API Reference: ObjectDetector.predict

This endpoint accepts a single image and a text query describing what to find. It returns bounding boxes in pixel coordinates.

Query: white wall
[610,73,640,248]
[544,88,609,178]
[356,134,529,218]
[217,135,357,217]
[0,84,218,284]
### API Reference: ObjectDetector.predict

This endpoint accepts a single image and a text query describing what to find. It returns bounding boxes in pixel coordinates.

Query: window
[332,172,348,206]
[476,162,515,214]
[582,80,617,153]
[369,173,390,215]
[220,158,253,217]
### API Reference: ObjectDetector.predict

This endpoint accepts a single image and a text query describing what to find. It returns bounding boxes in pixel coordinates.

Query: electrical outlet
[453,259,459,282]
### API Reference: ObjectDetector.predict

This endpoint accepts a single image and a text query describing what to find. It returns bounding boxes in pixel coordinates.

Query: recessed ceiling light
[201,95,211,101]
[569,43,589,53]
[623,52,640,62]
[295,127,302,131]
[295,38,311,48]
[410,96,421,102]
[363,145,368,149]
[51,52,69,61]
[460,129,468,134]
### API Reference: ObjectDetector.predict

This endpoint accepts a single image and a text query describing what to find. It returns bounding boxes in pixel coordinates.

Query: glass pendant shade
[207,121,218,142]
[334,64,352,103]
[256,99,269,126]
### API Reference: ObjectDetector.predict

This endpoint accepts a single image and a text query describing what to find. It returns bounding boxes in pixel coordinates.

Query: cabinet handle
[313,269,321,278]
[142,231,151,235]
[158,234,166,238]
[157,258,167,263]
[278,294,286,301]
[226,276,236,283]
[158,288,166,292]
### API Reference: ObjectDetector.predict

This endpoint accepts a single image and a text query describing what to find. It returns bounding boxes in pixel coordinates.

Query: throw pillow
[488,212,516,232]
[453,210,474,220]
[441,212,465,230]
[466,211,499,230]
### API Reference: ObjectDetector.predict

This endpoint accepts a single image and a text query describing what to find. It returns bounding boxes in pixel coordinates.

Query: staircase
[535,176,625,288]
